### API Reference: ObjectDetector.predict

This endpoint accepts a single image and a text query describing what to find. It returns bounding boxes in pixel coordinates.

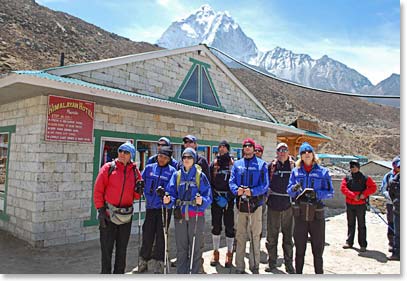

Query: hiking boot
[210,250,220,266]
[387,255,400,261]
[154,260,164,274]
[225,251,233,268]
[235,269,245,274]
[265,263,277,272]
[170,259,177,267]
[137,258,148,273]
[250,267,259,274]
[342,243,353,249]
[285,263,295,274]
[359,247,367,252]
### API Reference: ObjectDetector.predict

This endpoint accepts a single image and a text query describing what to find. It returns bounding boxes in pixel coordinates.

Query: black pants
[211,199,235,237]
[140,208,171,261]
[99,220,132,274]
[293,213,325,274]
[345,203,367,248]
[386,203,394,247]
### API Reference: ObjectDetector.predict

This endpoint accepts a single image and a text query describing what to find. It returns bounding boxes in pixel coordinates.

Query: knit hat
[242,138,255,147]
[182,147,197,163]
[118,141,136,159]
[219,140,230,151]
[183,135,197,143]
[349,160,360,168]
[158,137,171,146]
[392,155,400,168]
[298,142,314,154]
[158,146,173,158]
[254,144,263,152]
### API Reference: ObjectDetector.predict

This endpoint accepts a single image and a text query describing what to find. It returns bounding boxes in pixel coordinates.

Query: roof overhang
[0,72,302,136]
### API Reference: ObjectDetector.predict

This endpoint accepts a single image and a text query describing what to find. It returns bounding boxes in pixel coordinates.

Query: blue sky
[36,0,400,85]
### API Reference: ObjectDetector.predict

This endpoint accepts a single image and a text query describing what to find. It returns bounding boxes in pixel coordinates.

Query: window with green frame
[0,125,15,221]
[170,58,225,111]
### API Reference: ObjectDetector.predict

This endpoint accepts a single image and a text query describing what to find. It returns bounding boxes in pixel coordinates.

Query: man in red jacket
[340,160,377,252]
[94,141,143,274]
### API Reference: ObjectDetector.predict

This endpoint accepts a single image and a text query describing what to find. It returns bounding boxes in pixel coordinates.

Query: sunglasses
[184,140,193,144]
[350,165,359,168]
[300,150,313,155]
[157,143,166,146]
[182,155,194,160]
[243,144,253,148]
[277,149,288,153]
[255,149,262,153]
[118,149,130,155]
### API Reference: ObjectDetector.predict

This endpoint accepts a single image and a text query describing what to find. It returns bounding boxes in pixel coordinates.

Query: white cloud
[117,24,166,44]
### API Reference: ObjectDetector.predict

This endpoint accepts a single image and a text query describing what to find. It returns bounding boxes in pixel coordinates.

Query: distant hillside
[0,0,161,73]
[0,0,400,160]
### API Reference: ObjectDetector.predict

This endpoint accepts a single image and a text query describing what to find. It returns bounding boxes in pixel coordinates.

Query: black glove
[98,207,108,228]
[135,180,145,194]
[156,186,165,198]
[293,183,302,192]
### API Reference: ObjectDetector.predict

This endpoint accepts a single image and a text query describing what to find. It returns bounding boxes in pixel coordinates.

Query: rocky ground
[0,208,400,275]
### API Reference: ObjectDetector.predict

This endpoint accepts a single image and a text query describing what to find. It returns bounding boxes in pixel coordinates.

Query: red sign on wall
[46,95,95,143]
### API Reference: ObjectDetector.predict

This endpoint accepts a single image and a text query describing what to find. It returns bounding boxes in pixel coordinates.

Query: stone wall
[68,51,272,122]
[0,95,277,247]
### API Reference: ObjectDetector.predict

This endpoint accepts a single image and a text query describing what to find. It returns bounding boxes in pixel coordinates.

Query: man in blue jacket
[229,138,269,274]
[287,142,334,274]
[138,146,177,273]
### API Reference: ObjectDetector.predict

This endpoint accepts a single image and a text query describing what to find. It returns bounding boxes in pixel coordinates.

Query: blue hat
[183,135,197,143]
[118,141,136,159]
[299,142,314,154]
[182,147,197,163]
[158,137,171,146]
[392,156,400,168]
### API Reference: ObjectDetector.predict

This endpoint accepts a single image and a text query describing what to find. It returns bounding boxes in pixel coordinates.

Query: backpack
[176,164,202,193]
[107,160,139,179]
[268,156,295,182]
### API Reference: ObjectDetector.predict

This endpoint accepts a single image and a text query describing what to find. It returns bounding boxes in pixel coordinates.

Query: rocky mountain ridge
[0,0,400,160]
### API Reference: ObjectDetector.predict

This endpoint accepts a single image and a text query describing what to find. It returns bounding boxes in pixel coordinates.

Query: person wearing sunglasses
[286,142,334,274]
[164,148,212,274]
[340,160,377,253]
[137,146,177,273]
[146,137,178,169]
[229,138,269,274]
[254,144,264,159]
[265,142,296,274]
[94,141,143,274]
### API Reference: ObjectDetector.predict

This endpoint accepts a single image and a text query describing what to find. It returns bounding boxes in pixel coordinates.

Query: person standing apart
[164,148,212,274]
[380,156,400,253]
[94,142,143,274]
[209,140,235,268]
[340,160,377,252]
[387,156,400,261]
[229,138,269,274]
[265,142,295,274]
[287,142,334,274]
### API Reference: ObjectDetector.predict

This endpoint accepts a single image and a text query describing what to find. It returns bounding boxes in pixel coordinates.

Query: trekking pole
[246,190,257,270]
[367,202,394,233]
[230,196,240,274]
[190,193,200,274]
[162,192,170,274]
[136,180,144,271]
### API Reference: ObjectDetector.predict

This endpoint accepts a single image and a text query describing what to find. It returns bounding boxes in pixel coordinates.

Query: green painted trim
[83,129,138,227]
[0,125,15,221]
[189,57,211,69]
[173,64,198,100]
[202,67,224,110]
[172,58,225,112]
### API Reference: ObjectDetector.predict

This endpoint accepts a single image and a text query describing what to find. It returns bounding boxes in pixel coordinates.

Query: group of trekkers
[93,135,400,274]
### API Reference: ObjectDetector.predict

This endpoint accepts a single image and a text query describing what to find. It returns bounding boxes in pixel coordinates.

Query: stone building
[0,45,329,247]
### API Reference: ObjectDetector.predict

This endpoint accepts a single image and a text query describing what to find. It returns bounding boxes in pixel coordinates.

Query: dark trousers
[211,199,235,237]
[393,211,400,257]
[345,203,367,248]
[266,207,294,266]
[386,203,394,247]
[99,220,132,274]
[293,213,325,274]
[140,208,171,261]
